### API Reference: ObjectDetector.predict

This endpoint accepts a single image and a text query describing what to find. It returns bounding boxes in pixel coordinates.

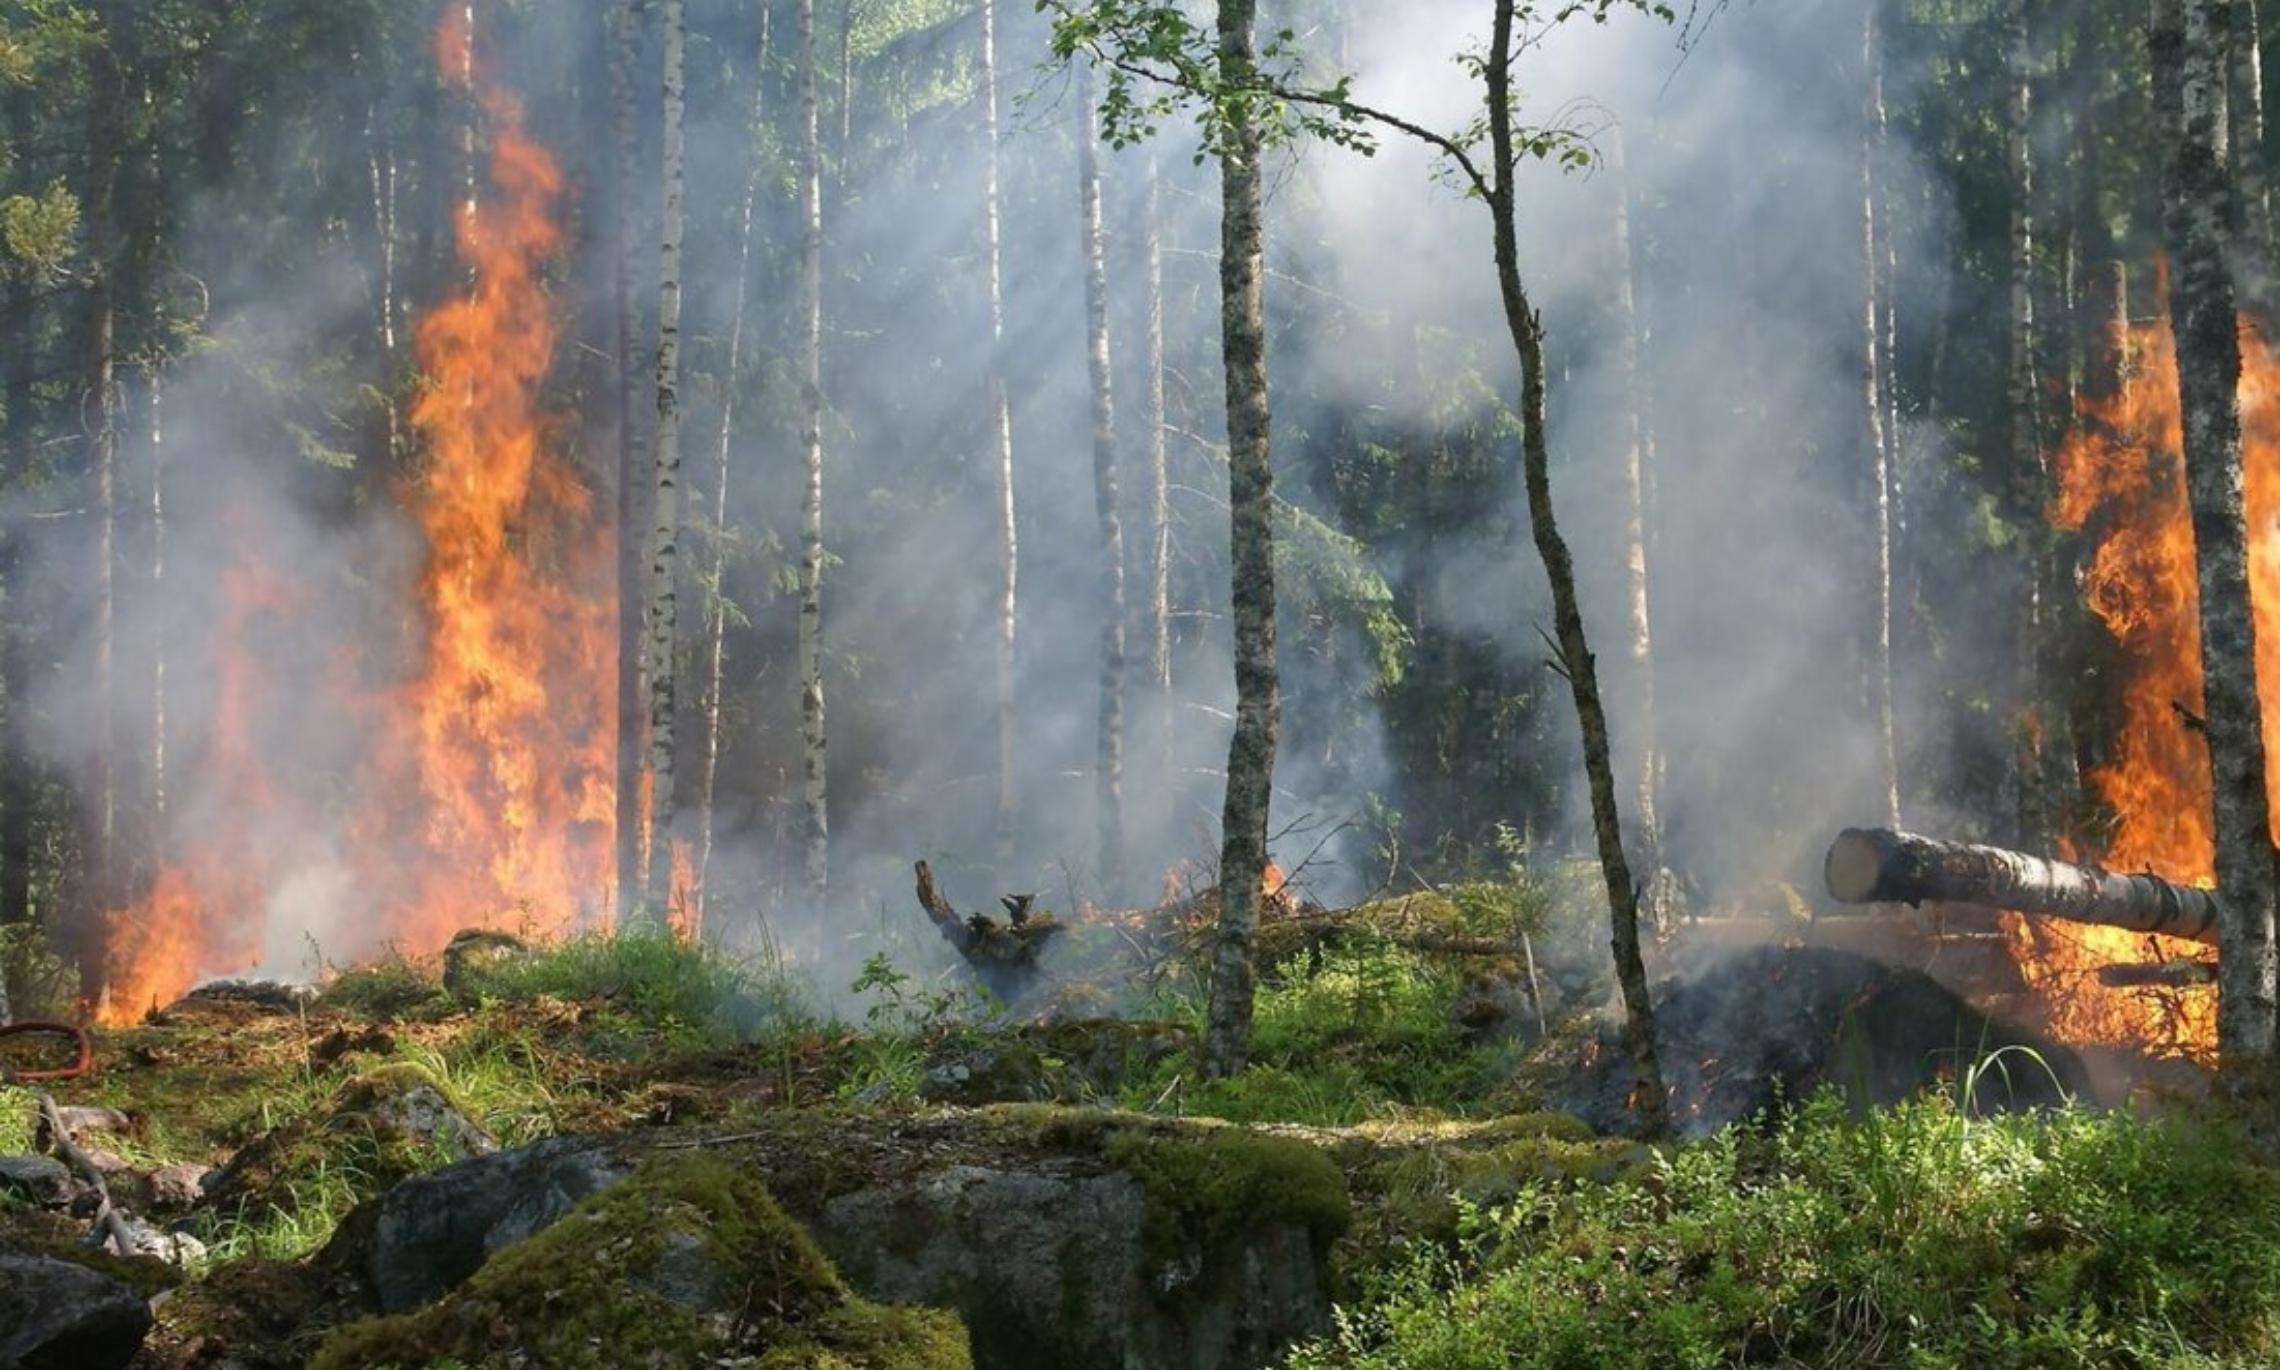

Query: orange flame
[2026,305,2280,1062]
[97,10,614,1021]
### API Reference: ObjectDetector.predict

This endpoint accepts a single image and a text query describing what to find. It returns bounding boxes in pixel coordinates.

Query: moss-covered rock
[311,1154,970,1370]
[204,1062,495,1218]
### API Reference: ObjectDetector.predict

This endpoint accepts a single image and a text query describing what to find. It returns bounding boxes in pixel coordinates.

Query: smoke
[21,0,2000,1010]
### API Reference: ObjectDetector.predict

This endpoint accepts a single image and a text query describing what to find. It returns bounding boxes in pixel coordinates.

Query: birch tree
[2231,0,2277,314]
[1862,2,1901,831]
[2156,0,2280,1062]
[612,0,650,924]
[694,6,772,930]
[2006,1,2046,846]
[642,0,686,922]
[81,0,122,999]
[797,0,831,902]
[983,0,1019,879]
[1077,58,1128,902]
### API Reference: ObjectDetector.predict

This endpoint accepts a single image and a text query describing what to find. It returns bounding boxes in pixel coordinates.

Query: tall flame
[98,10,615,1021]
[2029,307,2280,1062]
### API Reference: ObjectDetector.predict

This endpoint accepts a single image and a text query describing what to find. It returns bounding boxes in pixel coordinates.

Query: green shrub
[1289,1091,2280,1369]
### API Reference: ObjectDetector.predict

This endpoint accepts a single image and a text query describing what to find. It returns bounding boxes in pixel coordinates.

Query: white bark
[797,0,831,902]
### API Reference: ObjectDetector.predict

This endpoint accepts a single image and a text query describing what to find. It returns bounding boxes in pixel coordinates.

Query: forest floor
[4,899,2280,1369]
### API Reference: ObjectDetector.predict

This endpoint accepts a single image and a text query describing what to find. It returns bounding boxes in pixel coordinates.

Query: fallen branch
[2095,959,2217,989]
[36,1092,141,1257]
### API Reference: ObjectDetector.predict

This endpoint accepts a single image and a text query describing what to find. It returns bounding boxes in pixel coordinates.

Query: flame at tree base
[2033,306,2280,1065]
[95,12,616,1024]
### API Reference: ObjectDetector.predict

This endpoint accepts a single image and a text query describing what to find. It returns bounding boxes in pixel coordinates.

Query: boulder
[0,1154,72,1207]
[337,1108,1348,1370]
[0,1249,152,1370]
[313,1153,970,1370]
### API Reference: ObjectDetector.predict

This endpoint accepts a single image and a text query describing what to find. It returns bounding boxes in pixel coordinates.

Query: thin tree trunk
[797,0,831,902]
[643,0,686,923]
[1201,0,1278,1082]
[2232,0,2278,314]
[1144,155,1173,808]
[694,4,772,932]
[2157,0,2279,1061]
[613,0,650,925]
[983,0,1019,880]
[840,0,855,152]
[367,103,401,465]
[1863,2,1902,830]
[1607,129,1673,929]
[146,362,164,847]
[1,230,35,970]
[80,6,123,1005]
[1486,0,1666,1137]
[2007,1,2047,848]
[1077,59,1127,901]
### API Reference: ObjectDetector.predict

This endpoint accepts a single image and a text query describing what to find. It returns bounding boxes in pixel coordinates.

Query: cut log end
[1824,829,1892,904]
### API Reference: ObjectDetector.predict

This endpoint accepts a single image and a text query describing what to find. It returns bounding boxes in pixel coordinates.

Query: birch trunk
[2157,0,2279,1061]
[642,0,686,923]
[1863,2,1902,830]
[1607,129,1674,929]
[1487,0,1666,1137]
[81,6,123,1002]
[983,0,1019,879]
[2231,0,2277,314]
[1144,155,1173,818]
[1077,59,1127,901]
[1202,0,1278,1081]
[2007,2,2047,847]
[1,207,33,959]
[146,363,164,845]
[612,0,651,924]
[797,0,831,902]
[694,5,772,932]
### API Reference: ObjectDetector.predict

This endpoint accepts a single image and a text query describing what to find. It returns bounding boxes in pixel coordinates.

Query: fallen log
[1824,827,2219,945]
[2095,959,2217,988]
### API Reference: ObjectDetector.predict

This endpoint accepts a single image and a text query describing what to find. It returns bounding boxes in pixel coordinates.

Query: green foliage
[1278,501,1413,691]
[1291,1092,2280,1370]
[1104,1122,1353,1303]
[838,952,999,1102]
[0,179,77,280]
[452,929,811,1049]
[1130,936,1515,1125]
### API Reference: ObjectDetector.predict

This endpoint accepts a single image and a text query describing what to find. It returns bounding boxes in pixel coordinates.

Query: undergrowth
[1289,1090,2280,1369]
[1124,934,1518,1125]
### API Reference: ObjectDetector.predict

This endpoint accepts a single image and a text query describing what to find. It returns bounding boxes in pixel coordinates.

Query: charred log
[2095,958,2218,988]
[1825,827,2219,944]
[911,860,1060,998]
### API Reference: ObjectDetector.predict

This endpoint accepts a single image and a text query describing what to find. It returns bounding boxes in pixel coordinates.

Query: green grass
[1124,935,1518,1126]
[455,928,810,1048]
[1289,1090,2280,1369]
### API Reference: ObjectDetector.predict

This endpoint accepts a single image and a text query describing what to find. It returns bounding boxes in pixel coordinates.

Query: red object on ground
[0,1020,94,1082]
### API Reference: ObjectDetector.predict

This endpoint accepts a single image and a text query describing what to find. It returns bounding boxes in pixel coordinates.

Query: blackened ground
[1545,944,2090,1137]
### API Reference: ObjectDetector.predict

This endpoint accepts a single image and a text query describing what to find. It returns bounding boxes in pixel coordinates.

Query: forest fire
[96,16,612,1022]
[2031,310,2280,1062]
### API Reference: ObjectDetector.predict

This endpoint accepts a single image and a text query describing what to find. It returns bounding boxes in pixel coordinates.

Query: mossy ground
[311,1153,970,1370]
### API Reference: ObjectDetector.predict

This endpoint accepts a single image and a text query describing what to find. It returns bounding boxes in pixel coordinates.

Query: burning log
[1824,827,2219,944]
[911,861,1061,998]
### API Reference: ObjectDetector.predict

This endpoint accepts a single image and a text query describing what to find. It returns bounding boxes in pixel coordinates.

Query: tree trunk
[612,0,651,925]
[797,0,831,903]
[2008,1,2047,848]
[839,0,855,152]
[1201,0,1278,1082]
[1607,129,1674,929]
[2232,0,2278,315]
[694,4,772,933]
[1861,3,1902,832]
[1825,826,2222,942]
[80,5,123,1005]
[146,363,164,848]
[642,0,686,923]
[1,222,35,969]
[1486,0,1666,1137]
[1077,59,1127,902]
[2159,0,2280,1061]
[983,0,1019,880]
[1145,157,1172,702]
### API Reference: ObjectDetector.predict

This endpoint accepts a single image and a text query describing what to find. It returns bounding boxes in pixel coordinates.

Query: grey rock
[357,1135,630,1311]
[145,1161,215,1212]
[0,1154,71,1206]
[0,1250,152,1370]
